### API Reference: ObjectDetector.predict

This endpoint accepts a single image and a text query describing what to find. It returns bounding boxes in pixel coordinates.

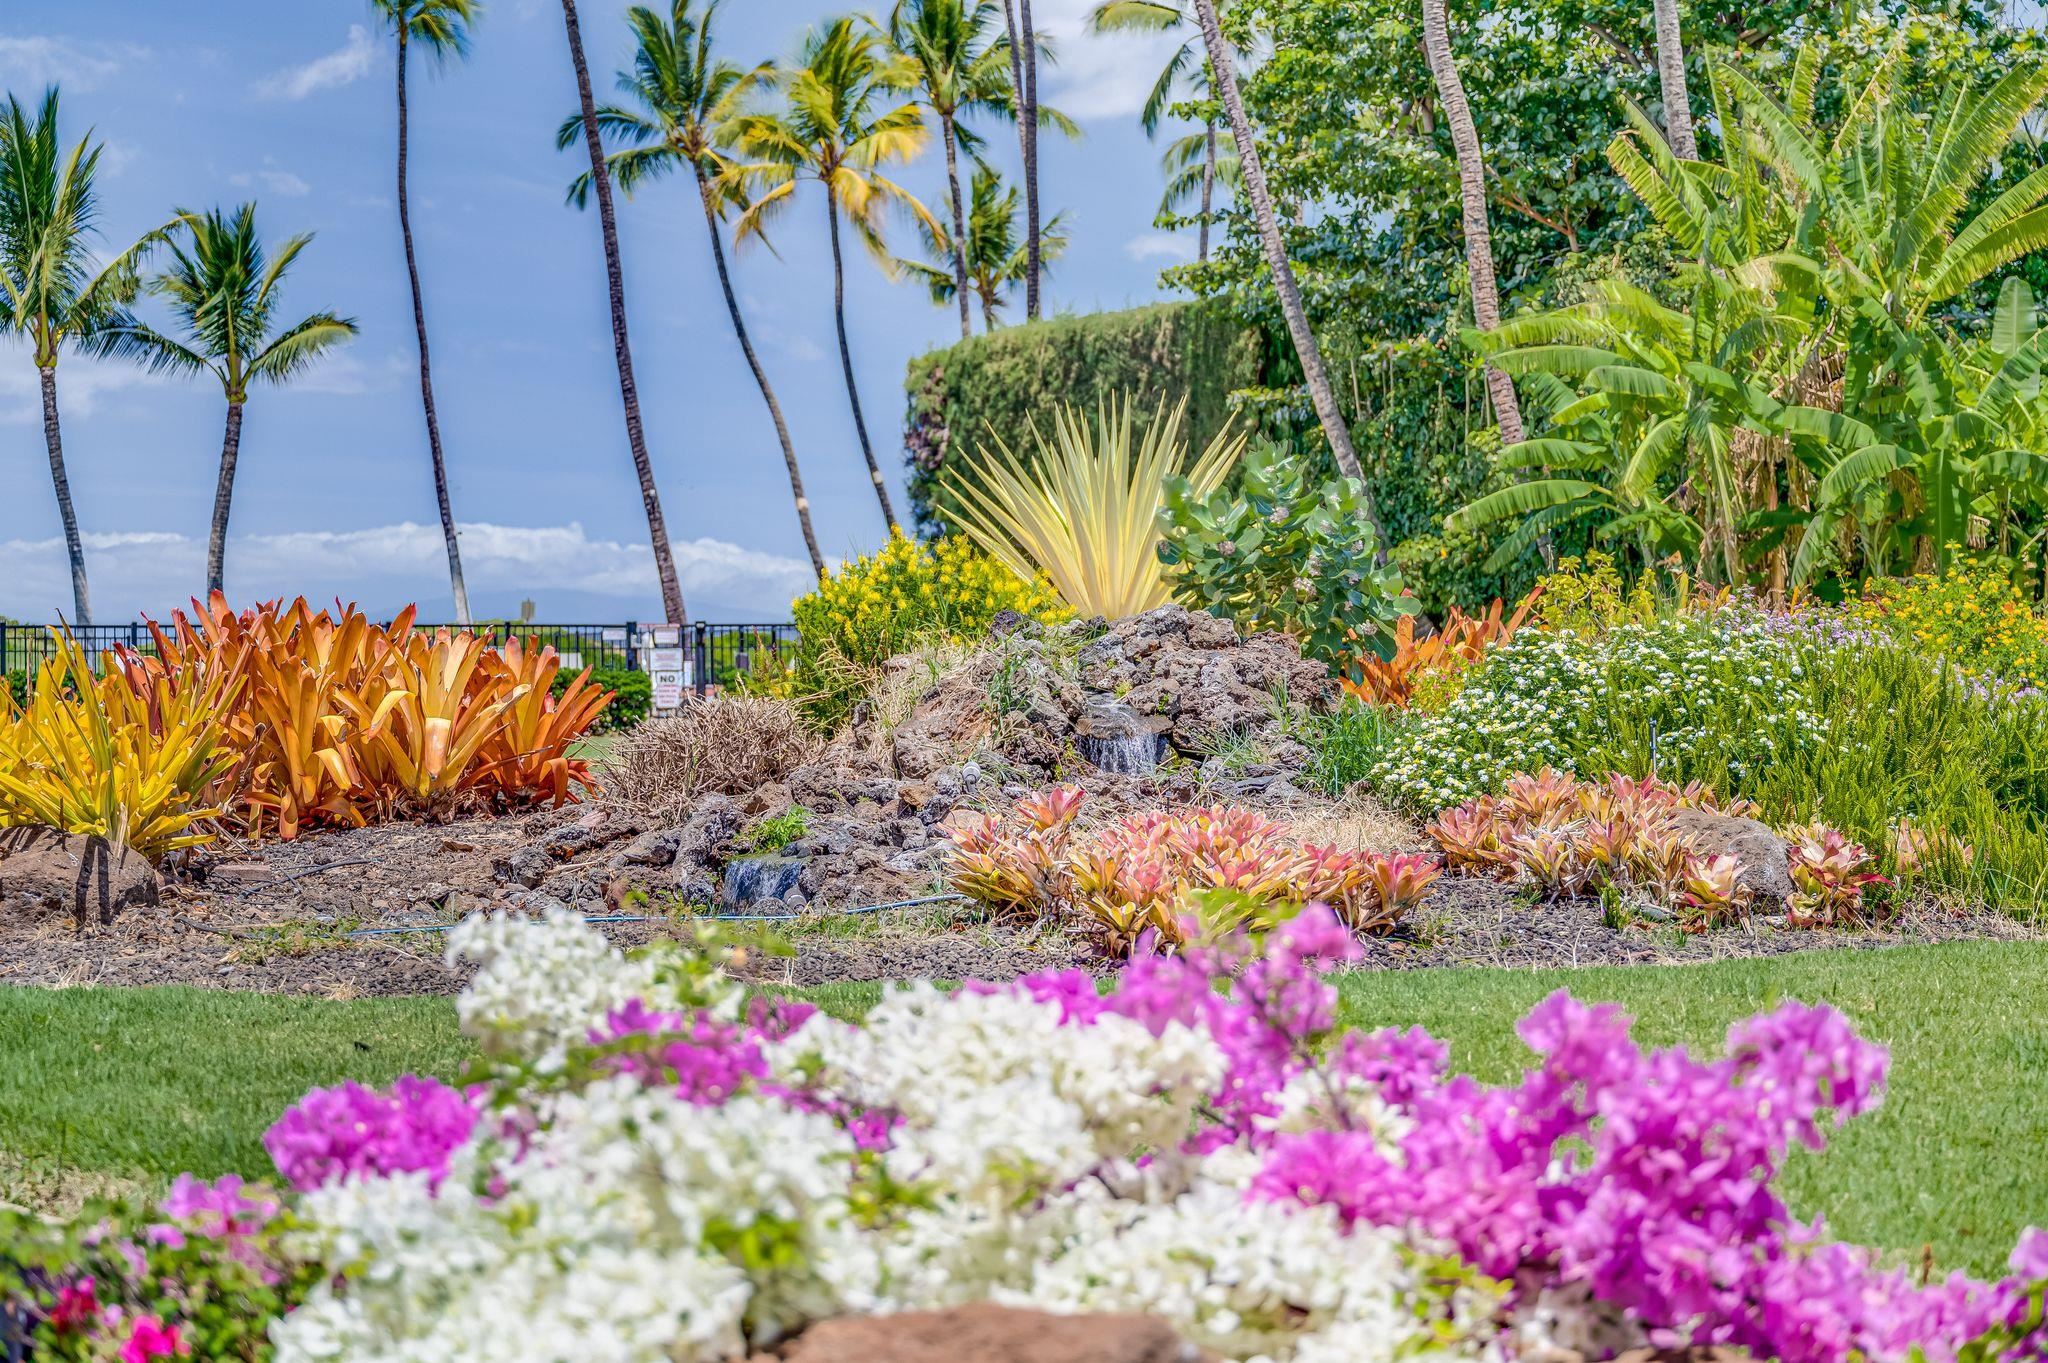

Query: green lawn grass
[568,731,623,765]
[2,941,2042,1275]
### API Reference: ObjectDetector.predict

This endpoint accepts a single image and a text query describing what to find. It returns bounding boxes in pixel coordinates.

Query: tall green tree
[373,0,479,625]
[731,17,936,531]
[101,206,357,599]
[557,0,688,628]
[896,164,1068,328]
[0,90,170,625]
[886,0,1015,341]
[1185,0,1383,540]
[561,0,826,579]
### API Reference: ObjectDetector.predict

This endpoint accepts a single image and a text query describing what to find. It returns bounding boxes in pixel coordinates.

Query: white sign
[601,627,627,645]
[648,625,681,647]
[649,647,689,708]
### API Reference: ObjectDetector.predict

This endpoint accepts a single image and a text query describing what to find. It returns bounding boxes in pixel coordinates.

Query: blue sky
[0,0,1191,623]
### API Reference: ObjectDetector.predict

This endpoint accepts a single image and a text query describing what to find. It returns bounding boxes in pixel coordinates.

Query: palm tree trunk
[38,366,90,625]
[695,172,826,579]
[1420,0,1526,448]
[1187,0,1385,542]
[825,183,900,531]
[983,293,999,331]
[1018,0,1042,320]
[1651,0,1697,160]
[941,113,972,341]
[1198,120,1217,264]
[207,400,244,599]
[396,22,472,626]
[559,0,688,628]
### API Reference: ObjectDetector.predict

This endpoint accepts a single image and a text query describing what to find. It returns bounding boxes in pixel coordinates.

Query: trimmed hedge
[903,301,1264,536]
[902,305,1567,614]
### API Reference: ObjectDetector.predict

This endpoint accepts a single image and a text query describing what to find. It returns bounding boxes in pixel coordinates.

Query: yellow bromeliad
[0,630,239,861]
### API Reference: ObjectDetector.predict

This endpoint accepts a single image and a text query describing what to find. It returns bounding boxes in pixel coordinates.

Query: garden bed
[0,793,2031,995]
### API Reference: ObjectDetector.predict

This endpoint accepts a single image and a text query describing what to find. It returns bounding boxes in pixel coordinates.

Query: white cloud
[0,355,177,425]
[254,25,378,100]
[1027,0,1187,122]
[0,523,814,622]
[0,35,139,91]
[285,352,408,397]
[1125,230,1195,262]
[229,167,313,197]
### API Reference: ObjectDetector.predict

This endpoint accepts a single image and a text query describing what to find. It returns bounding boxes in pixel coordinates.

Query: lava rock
[492,846,553,890]
[611,827,683,869]
[675,795,744,866]
[1665,809,1795,906]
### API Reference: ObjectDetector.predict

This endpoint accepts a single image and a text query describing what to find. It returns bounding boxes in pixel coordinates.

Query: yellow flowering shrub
[788,532,1069,730]
[1529,551,1658,635]
[1850,557,2048,691]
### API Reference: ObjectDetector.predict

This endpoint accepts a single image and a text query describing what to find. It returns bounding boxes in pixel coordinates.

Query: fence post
[693,622,709,697]
[624,621,638,672]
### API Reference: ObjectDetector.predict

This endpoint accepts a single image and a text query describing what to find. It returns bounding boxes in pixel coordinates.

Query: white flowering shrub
[269,913,1495,1363]
[1371,608,1823,812]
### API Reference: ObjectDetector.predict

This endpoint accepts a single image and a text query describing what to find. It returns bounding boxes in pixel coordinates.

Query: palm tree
[897,165,1068,328]
[988,0,1046,319]
[1089,1,1227,262]
[1650,0,1697,160]
[730,17,937,531]
[1419,0,1526,447]
[886,0,1014,341]
[557,0,688,628]
[101,206,356,598]
[1183,0,1384,539]
[0,90,171,626]
[559,0,826,580]
[1160,119,1238,262]
[374,0,478,625]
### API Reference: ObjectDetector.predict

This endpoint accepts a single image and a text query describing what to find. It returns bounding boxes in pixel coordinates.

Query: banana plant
[1456,268,1836,583]
[1794,280,2048,583]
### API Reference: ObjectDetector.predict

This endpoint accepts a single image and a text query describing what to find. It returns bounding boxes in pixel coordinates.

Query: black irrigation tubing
[180,893,973,941]
[225,856,381,895]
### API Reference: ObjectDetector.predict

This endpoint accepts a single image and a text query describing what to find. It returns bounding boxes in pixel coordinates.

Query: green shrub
[553,665,652,732]
[4,670,22,710]
[788,531,1068,731]
[904,301,1264,537]
[1160,439,1417,676]
[1367,603,2048,914]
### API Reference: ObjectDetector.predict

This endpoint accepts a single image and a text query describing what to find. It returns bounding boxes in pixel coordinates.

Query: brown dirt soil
[0,799,2035,996]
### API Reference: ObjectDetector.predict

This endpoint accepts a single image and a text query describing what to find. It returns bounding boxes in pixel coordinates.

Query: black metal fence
[1,620,800,699]
[1,623,161,677]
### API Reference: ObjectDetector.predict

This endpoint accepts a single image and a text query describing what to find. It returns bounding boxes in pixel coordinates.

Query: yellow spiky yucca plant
[947,396,1245,619]
[0,630,239,861]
